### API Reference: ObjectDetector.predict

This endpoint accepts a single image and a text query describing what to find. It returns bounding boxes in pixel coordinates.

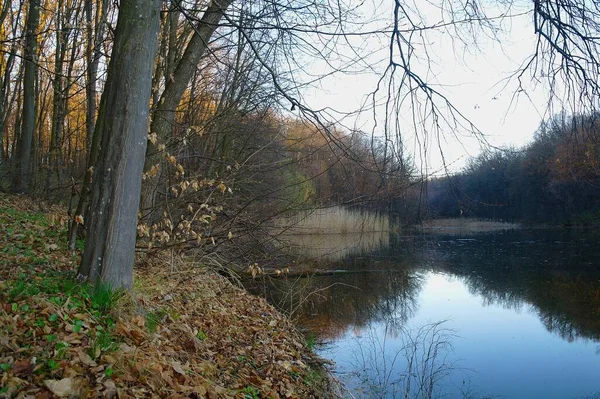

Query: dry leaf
[171,361,186,376]
[44,378,74,398]
[77,350,97,367]
[103,379,117,399]
[12,358,32,375]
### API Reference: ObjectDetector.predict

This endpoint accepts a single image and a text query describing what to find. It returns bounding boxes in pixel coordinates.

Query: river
[255,228,600,398]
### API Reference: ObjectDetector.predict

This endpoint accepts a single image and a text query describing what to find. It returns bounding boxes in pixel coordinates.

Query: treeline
[0,1,416,265]
[428,113,600,224]
[284,120,420,214]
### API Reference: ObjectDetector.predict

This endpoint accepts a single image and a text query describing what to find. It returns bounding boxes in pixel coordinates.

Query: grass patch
[305,331,317,350]
[145,308,167,333]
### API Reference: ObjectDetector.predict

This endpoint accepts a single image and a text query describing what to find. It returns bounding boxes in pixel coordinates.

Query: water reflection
[251,229,600,398]
[416,230,600,342]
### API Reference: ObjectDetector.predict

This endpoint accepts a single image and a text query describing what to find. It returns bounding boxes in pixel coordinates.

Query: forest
[428,113,600,224]
[3,1,600,397]
[0,1,416,283]
[1,0,600,289]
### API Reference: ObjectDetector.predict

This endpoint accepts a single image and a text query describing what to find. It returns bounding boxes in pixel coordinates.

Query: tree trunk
[85,0,108,156]
[13,0,40,193]
[78,0,161,289]
[48,0,66,193]
[68,0,108,249]
[149,0,233,139]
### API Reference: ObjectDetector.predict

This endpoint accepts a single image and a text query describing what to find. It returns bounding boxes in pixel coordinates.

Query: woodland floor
[0,193,338,399]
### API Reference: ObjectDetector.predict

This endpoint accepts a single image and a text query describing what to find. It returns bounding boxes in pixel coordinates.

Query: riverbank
[0,193,338,398]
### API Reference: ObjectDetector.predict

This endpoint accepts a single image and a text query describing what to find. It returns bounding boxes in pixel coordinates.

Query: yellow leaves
[248,263,263,279]
[165,154,177,165]
[0,194,317,399]
[188,125,204,137]
[74,214,84,225]
[180,180,190,192]
[154,230,170,243]
[148,132,158,145]
[217,182,227,194]
[137,223,150,238]
[143,163,160,180]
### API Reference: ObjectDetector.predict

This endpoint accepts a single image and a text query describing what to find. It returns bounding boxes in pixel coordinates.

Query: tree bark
[78,0,161,289]
[13,0,40,193]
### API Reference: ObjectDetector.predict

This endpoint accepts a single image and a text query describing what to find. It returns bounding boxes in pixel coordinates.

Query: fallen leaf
[171,361,186,376]
[103,379,117,399]
[12,358,32,375]
[77,350,97,367]
[44,378,74,398]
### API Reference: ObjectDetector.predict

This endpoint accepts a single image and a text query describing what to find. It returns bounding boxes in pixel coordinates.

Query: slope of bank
[0,193,338,398]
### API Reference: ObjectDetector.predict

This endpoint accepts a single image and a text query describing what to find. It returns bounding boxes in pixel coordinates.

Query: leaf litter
[0,193,338,398]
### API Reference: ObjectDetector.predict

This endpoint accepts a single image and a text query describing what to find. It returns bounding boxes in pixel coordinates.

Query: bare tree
[13,0,40,193]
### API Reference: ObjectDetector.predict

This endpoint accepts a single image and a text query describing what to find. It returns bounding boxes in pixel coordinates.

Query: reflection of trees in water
[298,268,423,340]
[252,229,600,344]
[253,255,424,340]
[420,230,600,342]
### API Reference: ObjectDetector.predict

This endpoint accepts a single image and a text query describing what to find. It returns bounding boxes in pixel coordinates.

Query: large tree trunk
[78,0,161,289]
[13,0,40,193]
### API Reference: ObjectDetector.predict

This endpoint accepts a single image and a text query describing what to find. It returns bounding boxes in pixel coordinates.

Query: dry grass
[274,206,390,235]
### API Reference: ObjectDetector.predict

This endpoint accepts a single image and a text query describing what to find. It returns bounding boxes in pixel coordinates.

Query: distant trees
[428,113,600,224]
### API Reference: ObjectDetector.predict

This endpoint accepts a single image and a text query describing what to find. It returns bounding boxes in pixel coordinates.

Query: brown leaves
[11,358,33,375]
[0,192,330,399]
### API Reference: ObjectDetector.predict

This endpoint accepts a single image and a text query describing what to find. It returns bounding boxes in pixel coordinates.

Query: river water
[259,228,600,398]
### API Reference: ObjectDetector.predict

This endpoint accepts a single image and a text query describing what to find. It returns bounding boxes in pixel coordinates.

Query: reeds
[274,206,390,235]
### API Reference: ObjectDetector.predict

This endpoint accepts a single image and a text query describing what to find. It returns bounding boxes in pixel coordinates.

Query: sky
[297,1,554,174]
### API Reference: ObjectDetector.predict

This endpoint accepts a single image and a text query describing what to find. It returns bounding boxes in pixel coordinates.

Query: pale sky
[297,1,556,174]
